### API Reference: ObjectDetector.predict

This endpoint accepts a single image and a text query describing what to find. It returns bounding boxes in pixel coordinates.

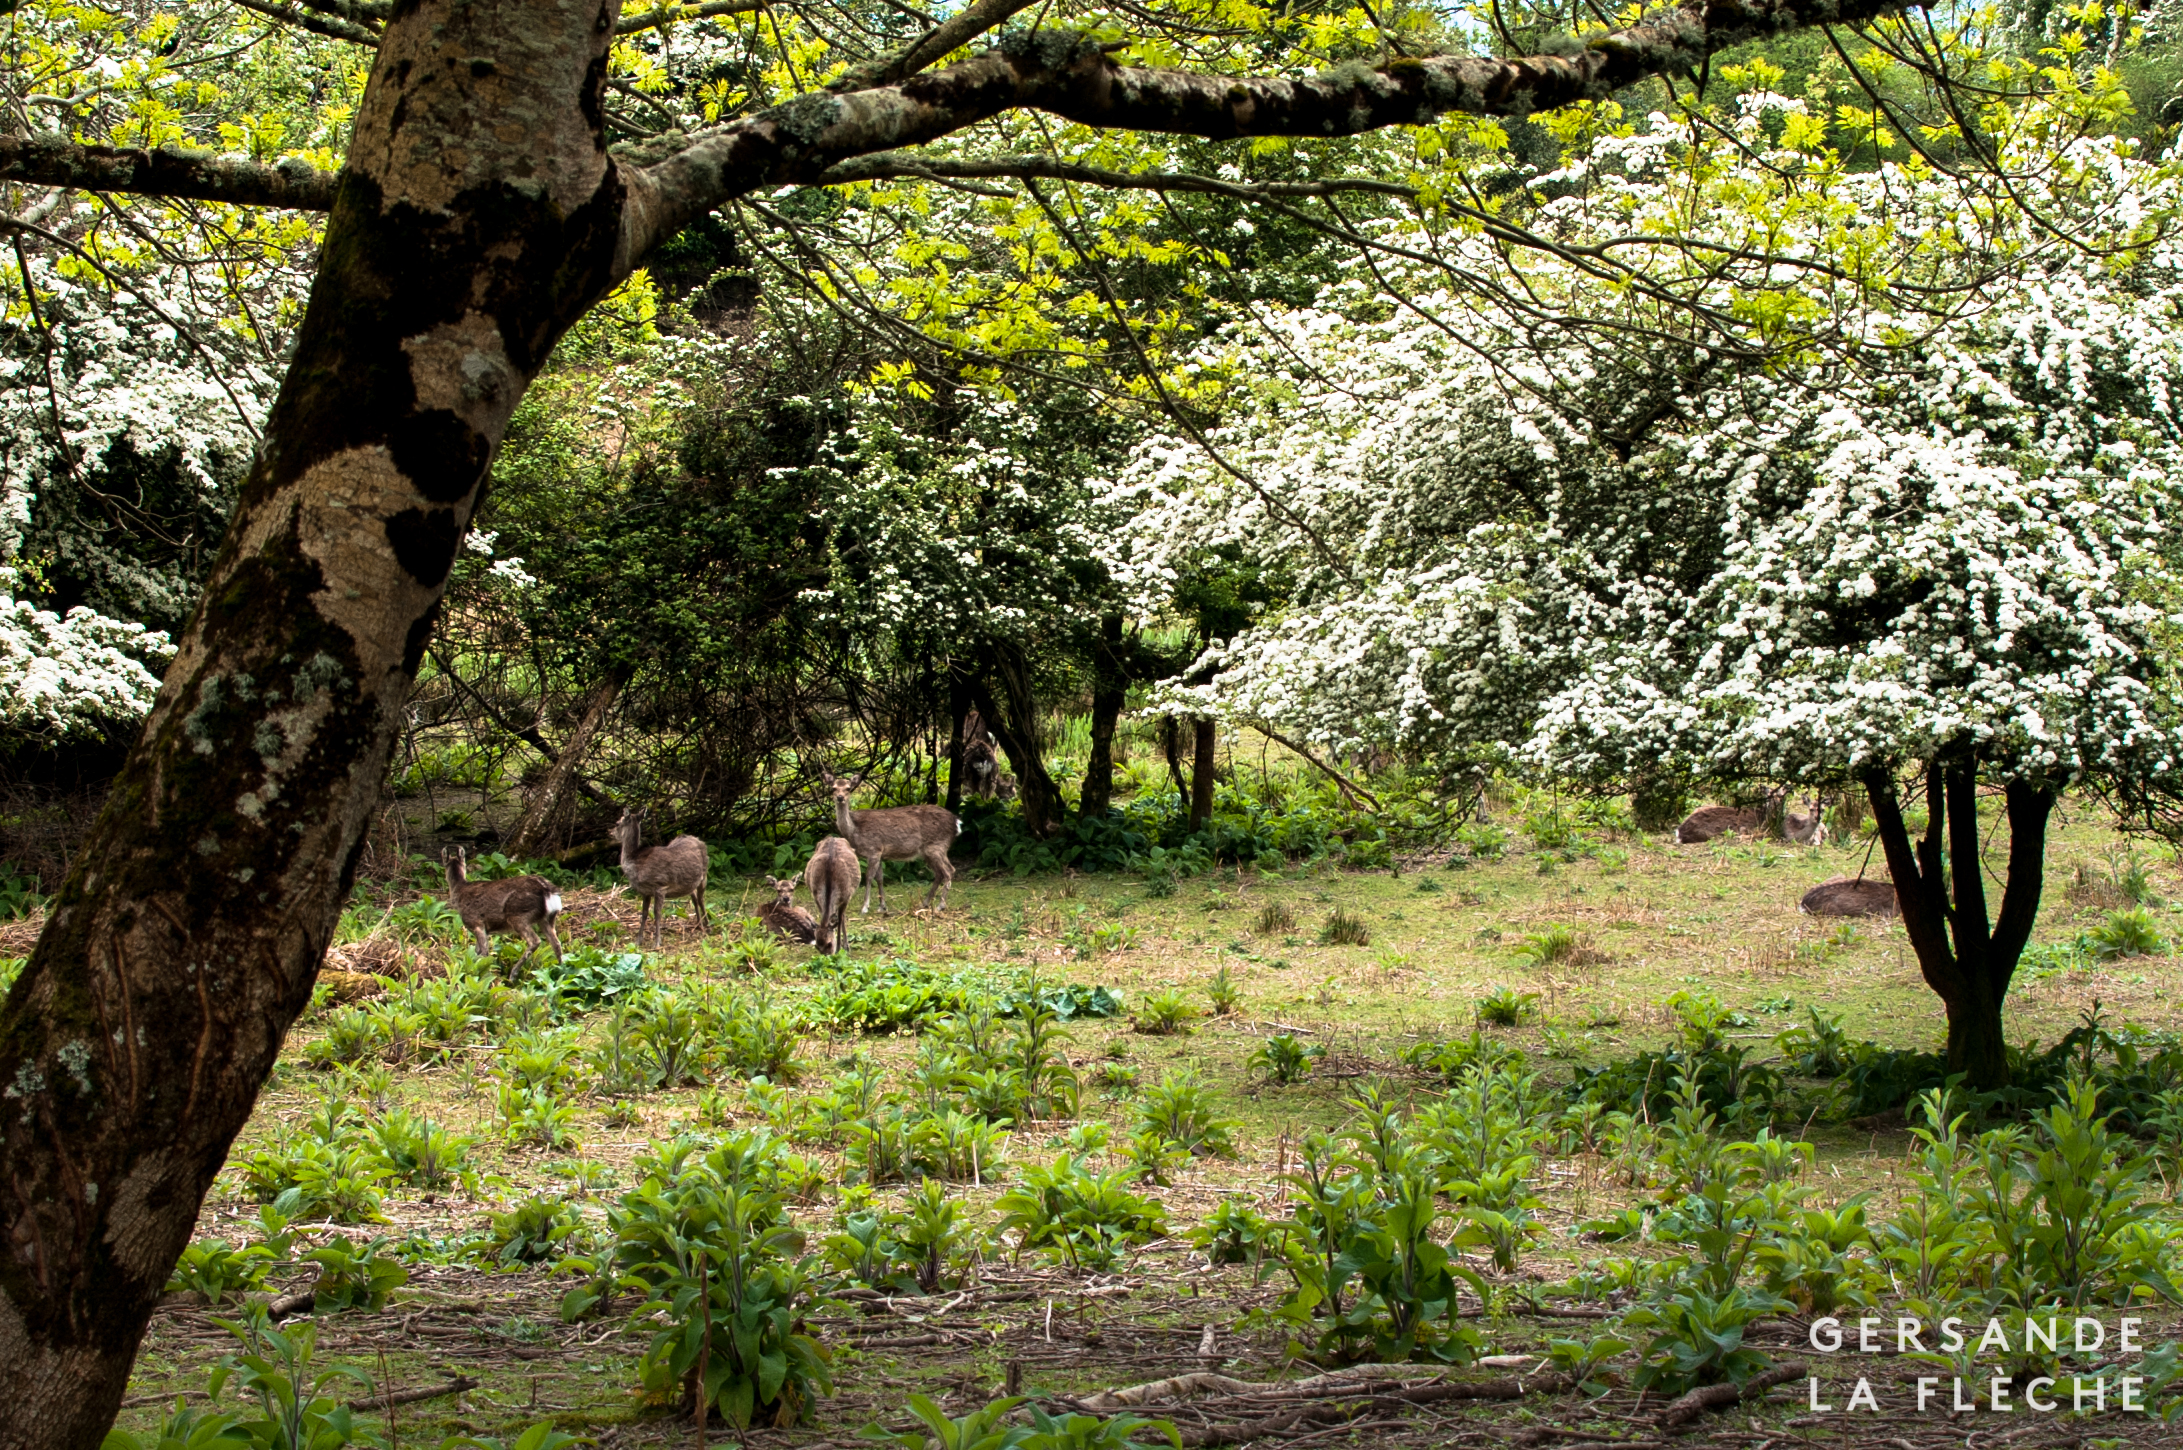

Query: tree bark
[1862,758,2054,1092]
[0,3,626,1442]
[945,669,974,814]
[505,669,627,858]
[1189,717,1216,832]
[972,656,1062,836]
[1078,614,1128,819]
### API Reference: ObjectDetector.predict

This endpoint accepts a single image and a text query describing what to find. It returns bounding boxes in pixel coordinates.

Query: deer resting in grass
[805,836,859,953]
[442,847,564,969]
[1674,795,1826,846]
[820,763,960,914]
[760,873,818,945]
[1801,877,1897,916]
[615,807,710,948]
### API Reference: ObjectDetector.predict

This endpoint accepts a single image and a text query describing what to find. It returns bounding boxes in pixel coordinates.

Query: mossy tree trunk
[0,2,635,1440]
[1863,755,2053,1092]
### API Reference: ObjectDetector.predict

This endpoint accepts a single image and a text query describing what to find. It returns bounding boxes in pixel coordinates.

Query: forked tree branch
[231,0,382,45]
[2,0,1915,273]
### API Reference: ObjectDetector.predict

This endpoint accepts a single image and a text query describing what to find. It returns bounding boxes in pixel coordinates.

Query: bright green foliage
[1245,1033,1322,1085]
[995,1156,1167,1271]
[166,1240,277,1306]
[1622,1288,1788,1396]
[297,1238,407,1313]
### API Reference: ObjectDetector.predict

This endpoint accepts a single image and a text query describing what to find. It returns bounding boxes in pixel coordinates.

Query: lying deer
[615,807,710,948]
[759,873,818,945]
[820,763,960,913]
[1801,878,1896,917]
[1675,795,1825,846]
[442,847,564,969]
[805,836,859,953]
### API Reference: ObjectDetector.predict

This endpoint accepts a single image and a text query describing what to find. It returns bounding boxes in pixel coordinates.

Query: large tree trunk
[1862,756,2052,1091]
[1078,614,1128,818]
[505,669,626,857]
[0,5,627,1442]
[1189,717,1216,832]
[972,652,1062,836]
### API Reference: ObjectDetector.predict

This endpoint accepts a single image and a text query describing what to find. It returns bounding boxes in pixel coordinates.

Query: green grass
[113,796,2183,1445]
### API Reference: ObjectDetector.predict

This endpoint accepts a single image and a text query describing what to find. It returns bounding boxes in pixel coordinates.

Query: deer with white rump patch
[804,837,859,953]
[614,807,710,948]
[442,847,564,969]
[819,763,960,914]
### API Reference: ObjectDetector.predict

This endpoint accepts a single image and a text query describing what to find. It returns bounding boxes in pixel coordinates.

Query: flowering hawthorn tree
[1112,95,2183,1090]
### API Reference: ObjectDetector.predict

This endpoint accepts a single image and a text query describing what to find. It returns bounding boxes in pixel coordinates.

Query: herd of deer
[437,763,962,968]
[434,781,1890,969]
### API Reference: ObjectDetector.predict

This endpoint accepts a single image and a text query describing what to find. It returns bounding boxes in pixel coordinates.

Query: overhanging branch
[623,0,1913,267]
[0,134,339,210]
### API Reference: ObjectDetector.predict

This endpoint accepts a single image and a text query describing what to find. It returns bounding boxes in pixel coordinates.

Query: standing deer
[442,847,564,969]
[615,807,710,948]
[820,763,960,913]
[805,836,859,953]
[962,709,1001,799]
[759,873,818,944]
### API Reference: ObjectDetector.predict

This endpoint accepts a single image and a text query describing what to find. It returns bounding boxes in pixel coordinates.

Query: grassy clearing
[109,798,2183,1447]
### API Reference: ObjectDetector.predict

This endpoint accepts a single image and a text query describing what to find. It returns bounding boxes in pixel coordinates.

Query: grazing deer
[805,836,859,953]
[442,847,564,969]
[962,708,1001,799]
[819,763,960,913]
[614,808,710,948]
[759,873,818,945]
[1675,794,1826,846]
[1801,877,1897,917]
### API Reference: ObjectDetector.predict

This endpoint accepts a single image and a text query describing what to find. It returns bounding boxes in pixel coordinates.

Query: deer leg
[691,885,708,935]
[512,925,540,972]
[542,917,565,964]
[924,848,952,910]
[473,927,490,958]
[860,856,877,914]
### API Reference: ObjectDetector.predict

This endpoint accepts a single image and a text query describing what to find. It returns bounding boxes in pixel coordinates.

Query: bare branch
[816,150,1417,199]
[230,0,382,45]
[831,0,1045,92]
[615,0,766,36]
[624,0,1913,266]
[0,134,339,210]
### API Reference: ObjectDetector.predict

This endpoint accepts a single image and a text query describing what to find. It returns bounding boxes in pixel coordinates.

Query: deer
[614,807,710,948]
[1675,794,1826,846]
[442,847,564,970]
[759,873,818,945]
[962,708,1001,799]
[805,836,859,953]
[1800,878,1897,917]
[819,762,960,914]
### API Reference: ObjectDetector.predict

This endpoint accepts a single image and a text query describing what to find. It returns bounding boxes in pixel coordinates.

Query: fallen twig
[1655,1361,1806,1428]
[347,1374,478,1413]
